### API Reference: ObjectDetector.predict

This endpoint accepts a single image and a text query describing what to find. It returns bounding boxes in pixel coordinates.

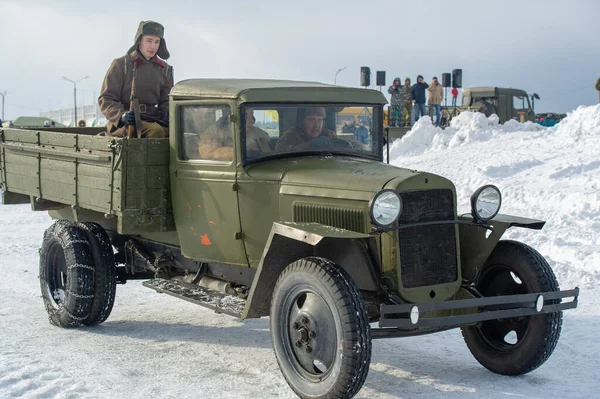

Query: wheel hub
[297,327,310,344]
[285,292,337,377]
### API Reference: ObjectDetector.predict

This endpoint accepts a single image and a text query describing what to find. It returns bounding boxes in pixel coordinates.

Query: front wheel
[461,240,563,375]
[270,257,371,399]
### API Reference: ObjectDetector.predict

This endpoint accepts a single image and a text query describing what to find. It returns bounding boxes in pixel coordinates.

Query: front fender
[242,222,380,319]
[458,213,546,282]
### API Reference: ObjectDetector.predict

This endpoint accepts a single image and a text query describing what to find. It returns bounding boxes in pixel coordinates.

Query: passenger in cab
[244,108,271,154]
[198,109,234,161]
[275,107,336,151]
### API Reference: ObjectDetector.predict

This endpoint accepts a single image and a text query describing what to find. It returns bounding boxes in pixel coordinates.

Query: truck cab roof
[464,87,528,97]
[170,78,389,104]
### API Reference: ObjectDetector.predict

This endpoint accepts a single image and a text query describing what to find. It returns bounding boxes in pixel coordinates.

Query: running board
[142,278,246,318]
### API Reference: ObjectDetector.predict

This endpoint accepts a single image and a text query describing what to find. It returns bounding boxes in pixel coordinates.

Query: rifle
[127,64,140,138]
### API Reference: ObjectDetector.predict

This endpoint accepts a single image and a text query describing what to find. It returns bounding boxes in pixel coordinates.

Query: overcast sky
[1,0,598,120]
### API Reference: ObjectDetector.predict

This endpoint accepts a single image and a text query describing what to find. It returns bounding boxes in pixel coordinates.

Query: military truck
[441,87,540,126]
[0,79,578,399]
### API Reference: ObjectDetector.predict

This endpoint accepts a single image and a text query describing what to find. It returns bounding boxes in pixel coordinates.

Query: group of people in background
[388,75,457,127]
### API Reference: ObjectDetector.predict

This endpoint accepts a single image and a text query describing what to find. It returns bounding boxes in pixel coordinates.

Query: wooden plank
[3,129,38,143]
[77,135,120,152]
[77,163,117,181]
[3,143,111,162]
[4,152,38,167]
[39,131,78,147]
[39,181,75,204]
[4,163,39,180]
[6,173,39,195]
[77,186,113,211]
[41,168,75,185]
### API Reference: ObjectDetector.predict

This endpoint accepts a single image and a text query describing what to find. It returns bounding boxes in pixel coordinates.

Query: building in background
[40,103,106,127]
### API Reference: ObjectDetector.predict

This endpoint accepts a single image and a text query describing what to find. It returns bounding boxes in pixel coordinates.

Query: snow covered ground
[1,106,599,398]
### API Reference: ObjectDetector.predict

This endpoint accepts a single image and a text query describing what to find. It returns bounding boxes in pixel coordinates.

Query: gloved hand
[309,136,332,148]
[121,111,136,126]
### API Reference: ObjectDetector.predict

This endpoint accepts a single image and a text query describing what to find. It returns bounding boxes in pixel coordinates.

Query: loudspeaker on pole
[452,69,462,88]
[442,73,451,88]
[360,66,371,87]
[376,71,386,86]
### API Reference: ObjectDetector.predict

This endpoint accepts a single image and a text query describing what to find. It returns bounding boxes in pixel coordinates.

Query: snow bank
[390,105,600,160]
[389,111,547,158]
[551,104,600,140]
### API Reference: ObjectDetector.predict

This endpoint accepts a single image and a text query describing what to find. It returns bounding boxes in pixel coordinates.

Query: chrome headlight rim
[369,189,402,227]
[470,184,502,222]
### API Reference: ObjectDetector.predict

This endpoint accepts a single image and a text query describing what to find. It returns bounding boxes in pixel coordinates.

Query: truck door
[169,102,247,266]
[513,95,529,123]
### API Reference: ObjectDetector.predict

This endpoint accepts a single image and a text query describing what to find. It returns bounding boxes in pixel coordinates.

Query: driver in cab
[275,107,336,151]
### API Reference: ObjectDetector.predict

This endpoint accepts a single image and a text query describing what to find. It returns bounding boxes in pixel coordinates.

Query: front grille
[397,189,458,288]
[293,203,365,232]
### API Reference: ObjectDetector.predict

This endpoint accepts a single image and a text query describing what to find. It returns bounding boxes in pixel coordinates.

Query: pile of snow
[391,105,600,158]
[389,112,547,157]
[553,104,600,140]
[1,105,599,398]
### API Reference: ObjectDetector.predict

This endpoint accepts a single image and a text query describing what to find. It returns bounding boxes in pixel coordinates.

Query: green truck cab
[0,79,578,399]
[459,87,540,123]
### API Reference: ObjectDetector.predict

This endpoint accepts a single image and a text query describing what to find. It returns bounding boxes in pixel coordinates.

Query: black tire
[39,220,95,328]
[77,222,116,326]
[461,240,563,375]
[270,257,371,399]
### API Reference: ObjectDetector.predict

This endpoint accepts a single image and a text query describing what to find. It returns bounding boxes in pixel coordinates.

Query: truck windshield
[241,104,382,163]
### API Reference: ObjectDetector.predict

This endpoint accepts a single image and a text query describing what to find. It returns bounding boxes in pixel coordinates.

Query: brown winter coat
[427,83,443,105]
[98,50,173,137]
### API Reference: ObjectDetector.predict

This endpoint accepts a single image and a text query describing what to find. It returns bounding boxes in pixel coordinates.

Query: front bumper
[372,287,579,339]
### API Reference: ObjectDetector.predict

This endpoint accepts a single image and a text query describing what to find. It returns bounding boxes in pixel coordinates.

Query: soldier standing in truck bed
[98,20,174,138]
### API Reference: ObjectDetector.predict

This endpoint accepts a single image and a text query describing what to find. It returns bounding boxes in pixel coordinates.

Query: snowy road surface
[1,106,599,398]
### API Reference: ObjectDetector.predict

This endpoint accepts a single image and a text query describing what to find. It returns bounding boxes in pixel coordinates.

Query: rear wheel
[270,257,371,399]
[39,221,95,328]
[77,222,116,326]
[461,240,563,375]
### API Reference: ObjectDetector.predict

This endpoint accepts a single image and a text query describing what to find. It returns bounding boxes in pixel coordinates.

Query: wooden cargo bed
[0,128,174,234]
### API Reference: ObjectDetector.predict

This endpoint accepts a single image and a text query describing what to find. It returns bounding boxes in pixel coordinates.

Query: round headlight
[470,185,502,222]
[369,189,402,227]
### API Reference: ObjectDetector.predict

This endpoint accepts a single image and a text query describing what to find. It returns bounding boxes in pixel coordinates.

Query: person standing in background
[387,77,404,127]
[451,86,459,107]
[427,77,443,127]
[411,75,429,123]
[403,77,413,126]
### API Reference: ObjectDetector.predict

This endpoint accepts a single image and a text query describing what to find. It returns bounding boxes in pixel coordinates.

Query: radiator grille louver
[293,204,365,232]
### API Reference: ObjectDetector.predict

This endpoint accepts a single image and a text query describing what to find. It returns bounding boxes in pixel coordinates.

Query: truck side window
[513,96,525,110]
[179,105,233,162]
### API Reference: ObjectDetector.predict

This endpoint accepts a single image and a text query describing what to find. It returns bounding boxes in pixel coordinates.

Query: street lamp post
[334,67,347,85]
[0,91,7,121]
[62,76,89,126]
